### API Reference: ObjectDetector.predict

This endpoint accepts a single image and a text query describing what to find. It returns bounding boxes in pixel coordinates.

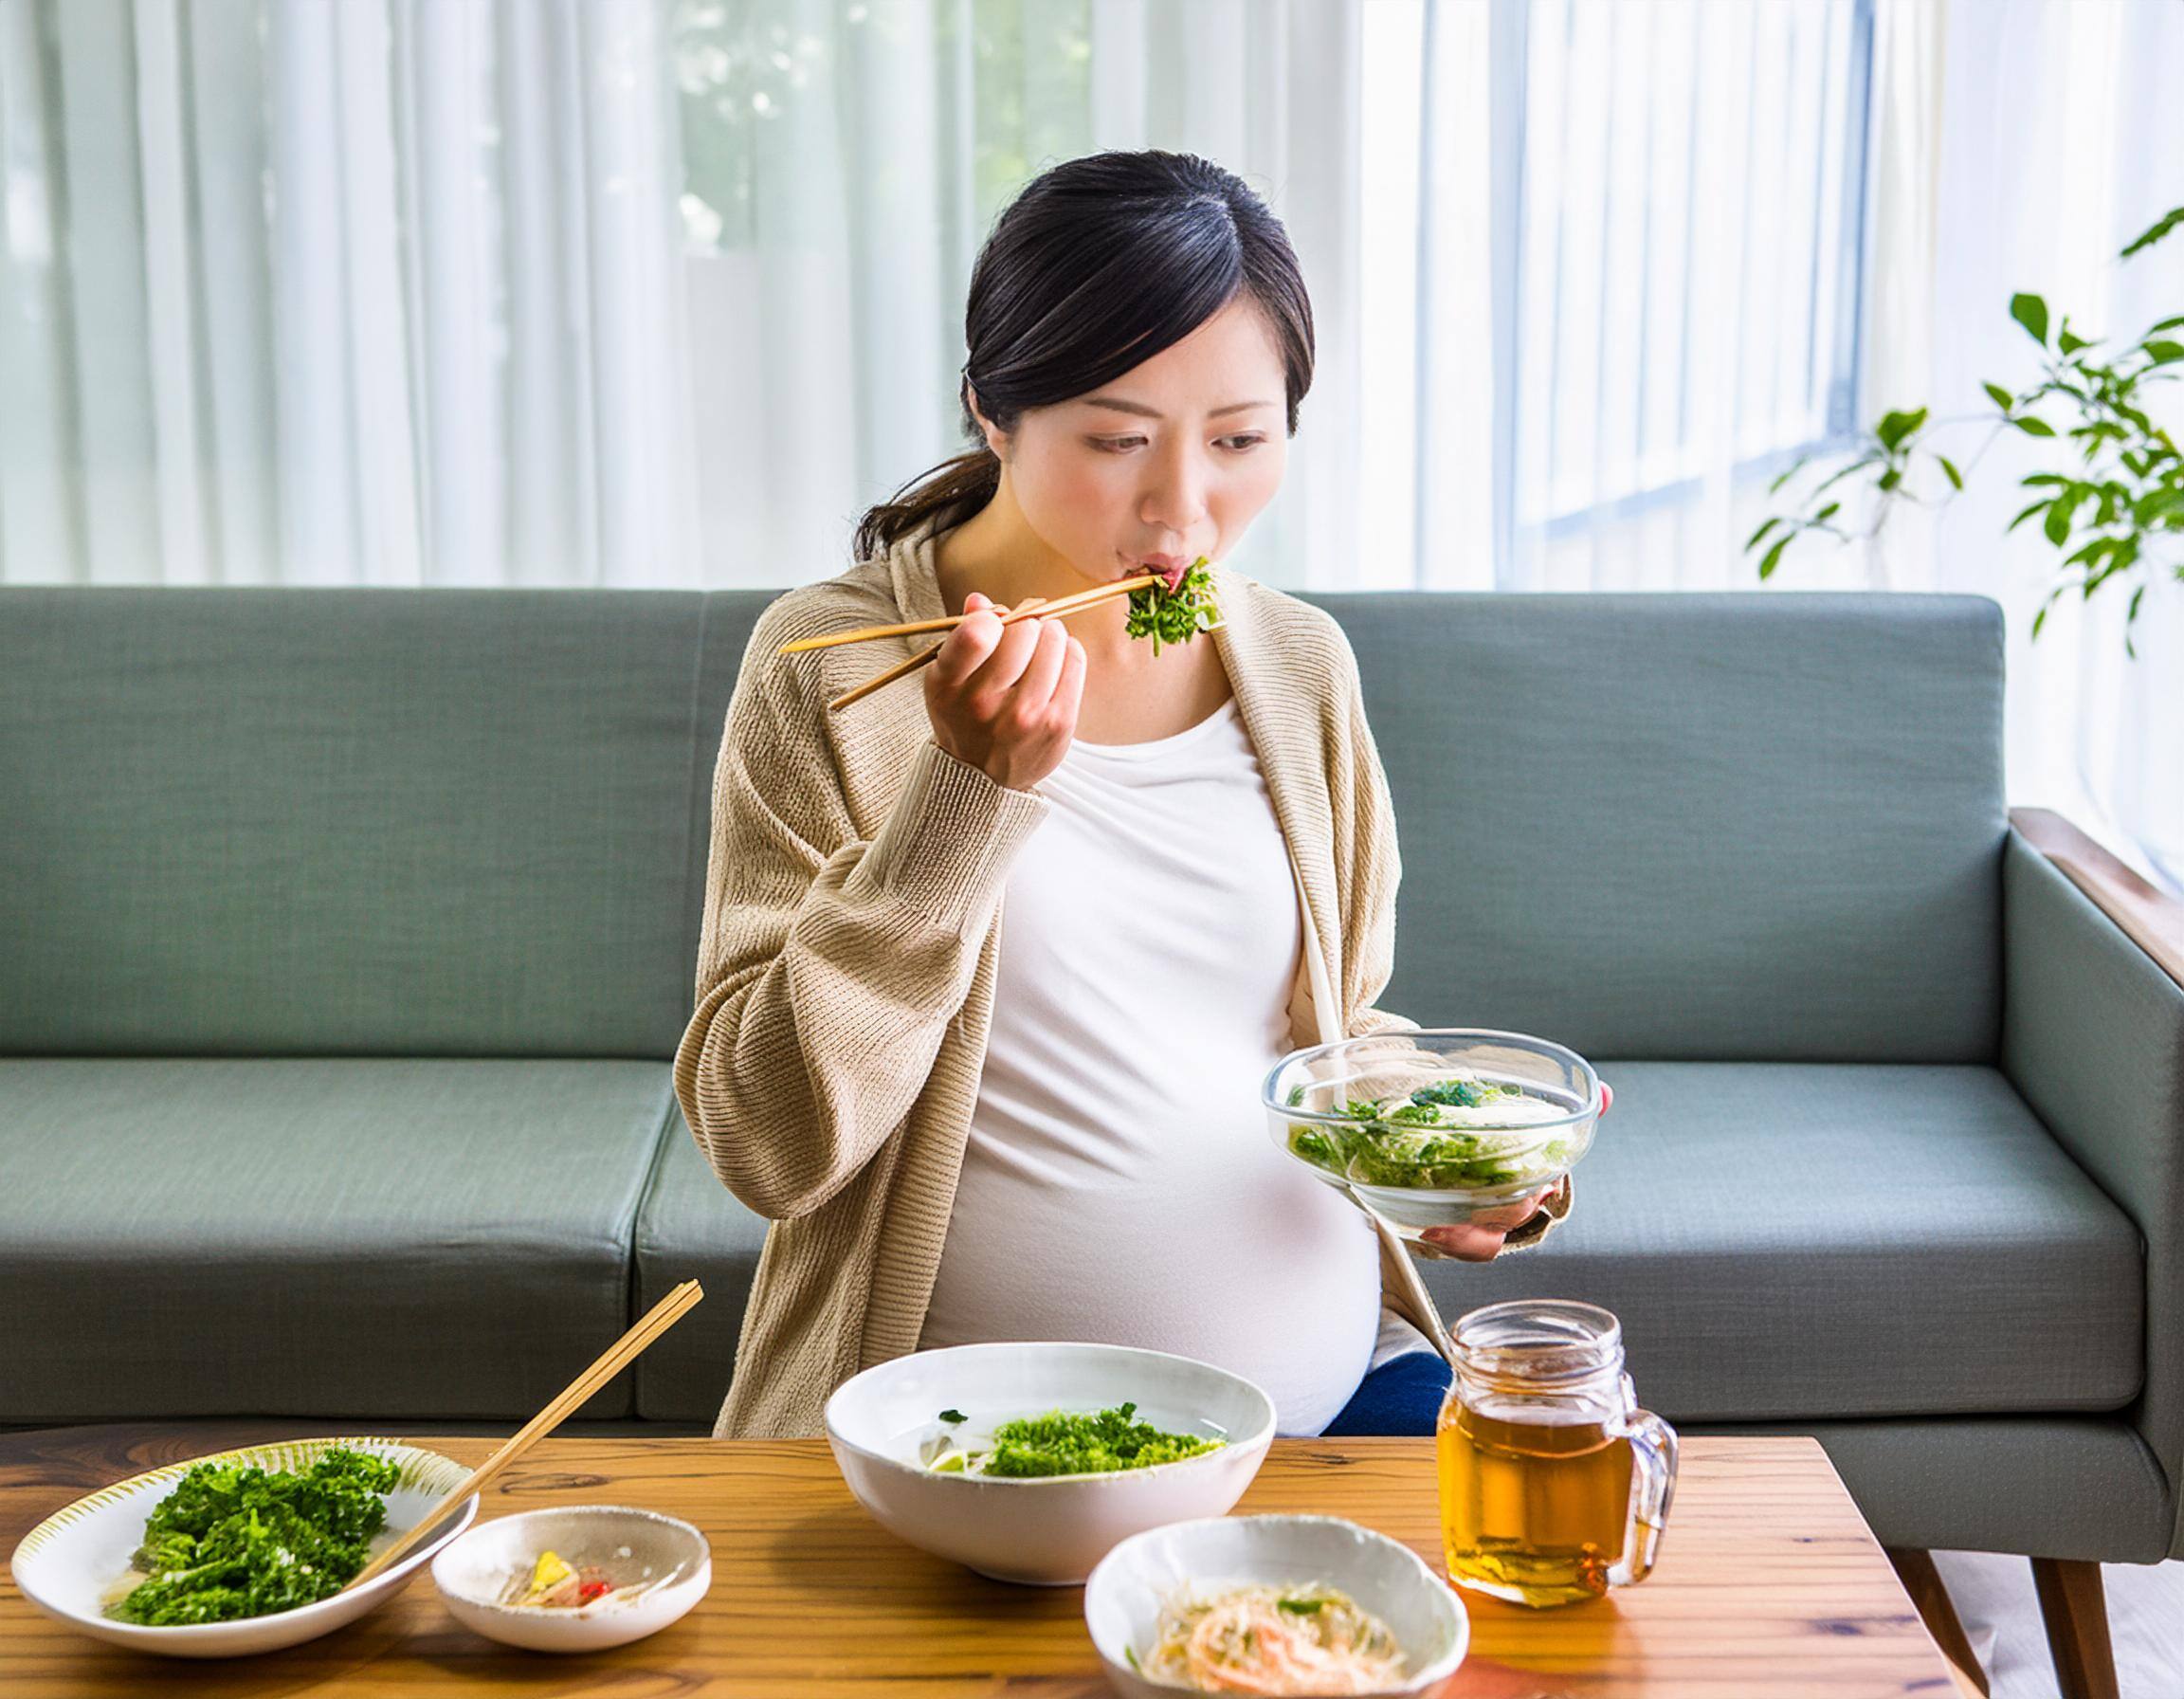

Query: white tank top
[917,700,1383,1435]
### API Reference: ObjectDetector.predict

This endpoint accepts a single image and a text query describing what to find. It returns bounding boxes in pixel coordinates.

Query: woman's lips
[1126,554,1190,593]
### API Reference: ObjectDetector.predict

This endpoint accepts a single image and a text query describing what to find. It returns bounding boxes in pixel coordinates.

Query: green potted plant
[1750,204,2184,655]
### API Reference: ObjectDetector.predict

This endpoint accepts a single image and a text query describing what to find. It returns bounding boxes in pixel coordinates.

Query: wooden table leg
[2030,1557,2120,1699]
[1884,1547,1990,1696]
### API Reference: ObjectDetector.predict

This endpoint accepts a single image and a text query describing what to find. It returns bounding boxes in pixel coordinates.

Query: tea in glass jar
[1438,1300,1677,1607]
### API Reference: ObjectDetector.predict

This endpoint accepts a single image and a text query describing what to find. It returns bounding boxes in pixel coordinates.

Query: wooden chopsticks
[821,573,1162,713]
[775,598,1046,654]
[343,1279,704,1590]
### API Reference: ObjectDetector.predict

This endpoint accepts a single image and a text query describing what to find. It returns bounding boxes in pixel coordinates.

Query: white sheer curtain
[672,0,1368,587]
[1,0,2175,870]
[0,0,697,587]
[1865,0,2184,879]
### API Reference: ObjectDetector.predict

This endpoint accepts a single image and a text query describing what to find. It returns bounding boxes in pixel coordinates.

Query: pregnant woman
[674,150,1572,1443]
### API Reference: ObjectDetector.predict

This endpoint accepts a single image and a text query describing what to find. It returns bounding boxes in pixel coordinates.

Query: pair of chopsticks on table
[779,571,1165,712]
[344,1279,703,1591]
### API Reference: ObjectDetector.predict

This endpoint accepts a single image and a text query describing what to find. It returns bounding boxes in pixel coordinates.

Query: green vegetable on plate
[107,1447,401,1626]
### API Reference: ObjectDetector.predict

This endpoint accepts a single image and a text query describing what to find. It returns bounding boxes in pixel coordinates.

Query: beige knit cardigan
[673,520,1570,1439]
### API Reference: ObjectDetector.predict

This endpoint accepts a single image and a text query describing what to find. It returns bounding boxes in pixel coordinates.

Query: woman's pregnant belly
[918,1040,1384,1436]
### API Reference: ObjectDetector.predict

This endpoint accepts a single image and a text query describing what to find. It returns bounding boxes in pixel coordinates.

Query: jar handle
[1608,1373,1679,1587]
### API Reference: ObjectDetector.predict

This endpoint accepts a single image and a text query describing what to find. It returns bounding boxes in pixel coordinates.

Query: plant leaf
[1768,455,1811,495]
[1813,501,1842,523]
[1983,380,2016,411]
[1875,407,1928,450]
[2144,340,2184,365]
[2011,293,2050,346]
[1758,536,1791,580]
[1878,467,1902,492]
[2060,327,2091,356]
[1745,517,1781,552]
[2042,501,2074,546]
[2012,415,2058,438]
[1938,455,1963,491]
[2120,205,2184,259]
[2007,498,2053,533]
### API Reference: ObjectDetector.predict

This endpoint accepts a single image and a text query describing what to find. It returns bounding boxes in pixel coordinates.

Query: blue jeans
[1320,1350,1453,1437]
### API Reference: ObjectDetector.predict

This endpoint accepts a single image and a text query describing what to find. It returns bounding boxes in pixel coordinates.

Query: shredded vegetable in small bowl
[1140,1581,1408,1694]
[1086,1514,1468,1699]
[1265,1030,1602,1237]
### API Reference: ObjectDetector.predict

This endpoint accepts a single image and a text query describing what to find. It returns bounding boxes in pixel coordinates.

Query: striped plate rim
[9,1436,472,1567]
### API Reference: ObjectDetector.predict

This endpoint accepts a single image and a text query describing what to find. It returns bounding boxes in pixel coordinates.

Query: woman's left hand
[1413,1080,1611,1262]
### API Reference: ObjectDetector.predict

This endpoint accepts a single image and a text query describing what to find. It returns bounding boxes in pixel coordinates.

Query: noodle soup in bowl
[1085,1515,1468,1698]
[824,1342,1276,1585]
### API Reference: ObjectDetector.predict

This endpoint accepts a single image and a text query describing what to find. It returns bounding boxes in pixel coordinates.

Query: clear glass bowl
[1263,1030,1601,1238]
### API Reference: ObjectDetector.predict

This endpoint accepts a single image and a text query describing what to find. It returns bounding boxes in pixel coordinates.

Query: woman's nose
[1140,446,1209,534]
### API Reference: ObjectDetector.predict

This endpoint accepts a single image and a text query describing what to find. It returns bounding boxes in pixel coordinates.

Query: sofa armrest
[2002,809,2184,1558]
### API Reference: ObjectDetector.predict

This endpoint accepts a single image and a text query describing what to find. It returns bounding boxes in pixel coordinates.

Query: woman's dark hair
[854,150,1315,559]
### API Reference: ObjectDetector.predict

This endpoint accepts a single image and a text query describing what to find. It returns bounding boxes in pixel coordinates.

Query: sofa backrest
[1,585,2004,1062]
[0,589,763,1056]
[1316,592,2007,1062]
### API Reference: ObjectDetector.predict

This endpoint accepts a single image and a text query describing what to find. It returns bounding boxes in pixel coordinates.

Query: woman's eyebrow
[1081,396,1275,419]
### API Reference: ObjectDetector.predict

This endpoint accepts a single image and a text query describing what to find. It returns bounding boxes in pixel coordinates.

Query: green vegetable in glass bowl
[1286,1080,1573,1192]
[1266,1031,1603,1236]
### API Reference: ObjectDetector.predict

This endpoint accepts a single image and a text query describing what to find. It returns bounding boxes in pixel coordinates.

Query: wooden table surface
[2,1430,1960,1697]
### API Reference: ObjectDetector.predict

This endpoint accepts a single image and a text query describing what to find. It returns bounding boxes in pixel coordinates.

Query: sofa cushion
[1311,593,2007,1062]
[630,1112,771,1422]
[0,1058,675,1422]
[1415,1061,2143,1419]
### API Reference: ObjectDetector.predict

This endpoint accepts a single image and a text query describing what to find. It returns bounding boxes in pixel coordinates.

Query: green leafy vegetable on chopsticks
[1125,557,1220,654]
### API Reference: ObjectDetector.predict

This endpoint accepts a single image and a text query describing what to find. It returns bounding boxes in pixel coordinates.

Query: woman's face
[979,295,1290,584]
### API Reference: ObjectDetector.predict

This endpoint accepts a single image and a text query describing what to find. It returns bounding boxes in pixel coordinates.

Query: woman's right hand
[924,592,1086,791]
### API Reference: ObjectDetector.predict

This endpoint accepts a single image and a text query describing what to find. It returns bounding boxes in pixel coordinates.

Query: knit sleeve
[672,606,1046,1220]
[1334,639,1414,1043]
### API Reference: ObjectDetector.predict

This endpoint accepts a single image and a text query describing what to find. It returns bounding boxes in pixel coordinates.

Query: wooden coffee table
[2,1429,1962,1696]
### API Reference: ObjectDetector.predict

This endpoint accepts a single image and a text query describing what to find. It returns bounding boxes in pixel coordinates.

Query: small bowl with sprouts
[1084,1514,1468,1697]
[429,1506,709,1653]
[1265,1029,1603,1239]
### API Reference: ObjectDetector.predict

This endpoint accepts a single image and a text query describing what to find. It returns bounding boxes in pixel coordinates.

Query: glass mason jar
[1437,1300,1678,1607]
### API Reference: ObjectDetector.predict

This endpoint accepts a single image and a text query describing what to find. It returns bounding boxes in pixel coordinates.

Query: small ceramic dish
[8,1436,476,1659]
[1084,1513,1470,1699]
[430,1505,711,1653]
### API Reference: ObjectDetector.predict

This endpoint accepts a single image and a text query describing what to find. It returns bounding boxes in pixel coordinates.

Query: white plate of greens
[9,1435,477,1658]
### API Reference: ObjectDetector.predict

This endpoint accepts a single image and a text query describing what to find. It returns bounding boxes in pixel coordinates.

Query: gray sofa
[3,585,2177,1581]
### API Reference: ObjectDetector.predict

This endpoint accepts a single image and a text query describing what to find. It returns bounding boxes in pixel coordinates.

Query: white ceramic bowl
[8,1436,477,1659]
[825,1342,1276,1586]
[1084,1514,1470,1699]
[430,1505,711,1653]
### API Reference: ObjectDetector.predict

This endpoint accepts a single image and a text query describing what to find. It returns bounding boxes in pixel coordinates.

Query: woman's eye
[1088,432,1265,453]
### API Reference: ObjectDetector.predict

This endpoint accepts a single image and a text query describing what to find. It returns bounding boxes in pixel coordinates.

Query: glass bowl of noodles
[1264,1030,1602,1239]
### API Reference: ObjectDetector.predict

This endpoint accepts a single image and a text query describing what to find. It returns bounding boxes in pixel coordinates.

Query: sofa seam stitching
[623,1086,683,1418]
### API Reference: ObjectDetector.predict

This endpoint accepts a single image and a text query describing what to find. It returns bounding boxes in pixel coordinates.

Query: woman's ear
[965,384,1011,462]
